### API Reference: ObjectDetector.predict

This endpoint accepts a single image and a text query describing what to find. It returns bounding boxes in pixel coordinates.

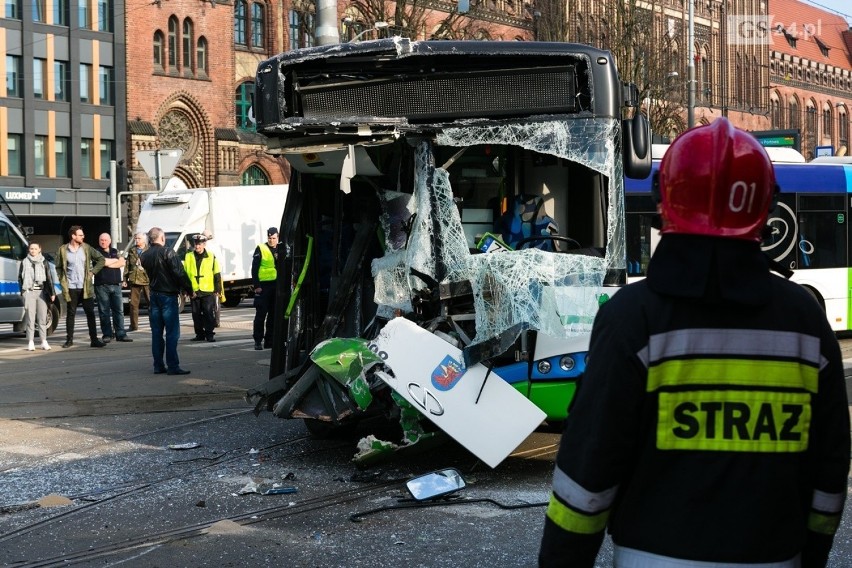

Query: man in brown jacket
[124,231,150,332]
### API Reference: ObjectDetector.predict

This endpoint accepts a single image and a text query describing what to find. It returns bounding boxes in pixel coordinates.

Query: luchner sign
[2,188,57,203]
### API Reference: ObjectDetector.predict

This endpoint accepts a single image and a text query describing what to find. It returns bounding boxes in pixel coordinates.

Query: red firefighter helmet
[657,117,776,241]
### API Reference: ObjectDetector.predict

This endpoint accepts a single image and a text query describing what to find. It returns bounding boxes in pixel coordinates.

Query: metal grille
[299,67,576,121]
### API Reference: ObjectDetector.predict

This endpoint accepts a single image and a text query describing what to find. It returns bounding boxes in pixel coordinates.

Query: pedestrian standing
[18,242,56,351]
[183,233,224,342]
[55,225,106,348]
[538,118,850,567]
[94,233,132,343]
[251,227,279,350]
[125,231,150,332]
[141,227,194,375]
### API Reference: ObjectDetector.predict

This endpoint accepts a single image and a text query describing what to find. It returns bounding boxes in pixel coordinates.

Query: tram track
[0,432,344,545]
[7,478,403,567]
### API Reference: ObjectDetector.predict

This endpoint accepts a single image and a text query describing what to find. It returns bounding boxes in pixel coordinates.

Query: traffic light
[116,160,127,193]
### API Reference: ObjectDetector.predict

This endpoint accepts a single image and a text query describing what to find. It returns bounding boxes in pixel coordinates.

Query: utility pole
[316,0,339,45]
[109,160,118,242]
[687,0,695,128]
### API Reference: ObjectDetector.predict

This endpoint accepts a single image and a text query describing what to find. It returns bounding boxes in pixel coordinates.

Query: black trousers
[66,288,98,341]
[253,282,276,344]
[191,294,217,339]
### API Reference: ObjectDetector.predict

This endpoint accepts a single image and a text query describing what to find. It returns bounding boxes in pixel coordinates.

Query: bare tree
[533,0,569,42]
[345,0,498,40]
[531,0,685,136]
[596,0,686,135]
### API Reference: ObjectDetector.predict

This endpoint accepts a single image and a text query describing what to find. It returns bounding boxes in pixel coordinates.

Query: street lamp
[687,0,695,128]
[348,21,389,42]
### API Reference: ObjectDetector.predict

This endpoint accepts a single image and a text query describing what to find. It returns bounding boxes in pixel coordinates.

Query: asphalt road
[0,305,850,567]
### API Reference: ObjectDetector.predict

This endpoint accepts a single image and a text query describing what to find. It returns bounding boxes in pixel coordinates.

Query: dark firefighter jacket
[539,234,850,568]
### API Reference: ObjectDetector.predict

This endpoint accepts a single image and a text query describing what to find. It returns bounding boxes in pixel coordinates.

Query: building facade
[4,0,849,252]
[123,0,291,241]
[1,0,126,253]
[768,0,852,159]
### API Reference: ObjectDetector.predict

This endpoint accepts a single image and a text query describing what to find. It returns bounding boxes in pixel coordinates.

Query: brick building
[768,0,852,158]
[123,0,291,240]
[5,0,848,251]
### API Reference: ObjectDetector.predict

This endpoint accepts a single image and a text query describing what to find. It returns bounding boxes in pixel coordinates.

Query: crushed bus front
[246,39,650,466]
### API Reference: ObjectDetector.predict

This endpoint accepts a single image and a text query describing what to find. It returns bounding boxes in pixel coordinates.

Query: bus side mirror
[623,112,651,179]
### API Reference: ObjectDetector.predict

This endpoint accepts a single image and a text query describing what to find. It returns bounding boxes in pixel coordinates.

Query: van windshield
[165,232,181,252]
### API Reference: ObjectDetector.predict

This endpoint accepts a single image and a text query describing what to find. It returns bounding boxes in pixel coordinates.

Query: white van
[0,211,61,335]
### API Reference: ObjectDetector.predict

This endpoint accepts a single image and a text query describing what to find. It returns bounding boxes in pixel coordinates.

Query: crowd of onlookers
[19,225,280,378]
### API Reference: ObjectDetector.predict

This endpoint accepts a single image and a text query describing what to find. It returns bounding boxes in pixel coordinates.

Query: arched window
[153,31,164,70]
[251,2,264,48]
[235,82,255,130]
[822,103,832,138]
[805,100,817,155]
[234,0,247,46]
[196,37,208,76]
[168,16,178,70]
[770,93,781,129]
[288,9,314,50]
[241,164,269,185]
[735,54,743,105]
[182,19,194,71]
[838,105,848,148]
[699,45,710,102]
[788,96,800,130]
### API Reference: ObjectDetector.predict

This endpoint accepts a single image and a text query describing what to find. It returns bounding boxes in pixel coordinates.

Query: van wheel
[223,293,242,308]
[45,303,60,336]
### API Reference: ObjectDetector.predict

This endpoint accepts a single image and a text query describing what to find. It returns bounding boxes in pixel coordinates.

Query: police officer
[251,227,278,351]
[538,118,850,567]
[183,233,223,342]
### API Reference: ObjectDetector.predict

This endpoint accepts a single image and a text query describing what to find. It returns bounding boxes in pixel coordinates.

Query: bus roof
[625,161,852,194]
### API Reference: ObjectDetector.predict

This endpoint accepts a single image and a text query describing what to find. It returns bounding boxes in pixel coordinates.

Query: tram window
[797,212,846,268]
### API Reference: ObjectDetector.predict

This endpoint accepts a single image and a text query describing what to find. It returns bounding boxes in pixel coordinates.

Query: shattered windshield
[371,117,624,346]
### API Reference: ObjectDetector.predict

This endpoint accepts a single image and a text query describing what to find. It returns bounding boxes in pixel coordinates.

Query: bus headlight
[559,355,575,372]
[537,360,552,374]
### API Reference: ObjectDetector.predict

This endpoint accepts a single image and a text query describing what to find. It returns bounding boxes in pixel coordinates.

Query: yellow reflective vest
[184,251,220,293]
[257,243,277,282]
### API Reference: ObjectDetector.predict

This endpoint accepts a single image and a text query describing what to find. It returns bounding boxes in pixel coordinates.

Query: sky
[799,0,852,25]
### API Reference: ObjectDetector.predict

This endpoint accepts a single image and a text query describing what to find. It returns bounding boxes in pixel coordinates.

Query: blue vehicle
[626,156,852,331]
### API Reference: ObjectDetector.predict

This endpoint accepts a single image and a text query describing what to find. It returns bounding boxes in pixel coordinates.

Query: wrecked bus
[247,39,651,466]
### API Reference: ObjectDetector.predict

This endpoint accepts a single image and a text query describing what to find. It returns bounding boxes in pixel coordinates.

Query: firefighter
[538,118,850,567]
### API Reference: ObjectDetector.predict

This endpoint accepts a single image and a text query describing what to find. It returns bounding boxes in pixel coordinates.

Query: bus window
[797,212,847,269]
[625,195,657,276]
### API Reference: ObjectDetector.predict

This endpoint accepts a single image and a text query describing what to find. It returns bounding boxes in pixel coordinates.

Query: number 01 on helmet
[657,117,777,242]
